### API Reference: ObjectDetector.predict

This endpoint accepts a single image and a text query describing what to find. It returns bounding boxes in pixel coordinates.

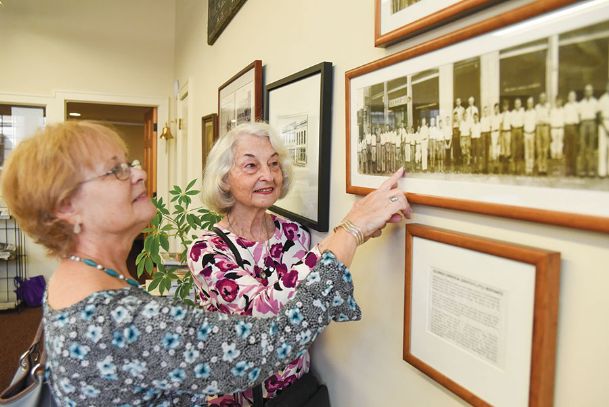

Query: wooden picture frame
[218,60,263,139]
[346,0,609,233]
[207,0,248,45]
[404,223,560,406]
[375,0,497,47]
[265,62,333,232]
[201,113,218,172]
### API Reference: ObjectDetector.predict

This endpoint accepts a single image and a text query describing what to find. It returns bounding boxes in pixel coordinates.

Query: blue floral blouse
[43,252,360,406]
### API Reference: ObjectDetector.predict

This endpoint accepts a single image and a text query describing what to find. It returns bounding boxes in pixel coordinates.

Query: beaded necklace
[68,255,140,287]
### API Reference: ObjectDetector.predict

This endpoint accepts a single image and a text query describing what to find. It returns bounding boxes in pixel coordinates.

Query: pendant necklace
[67,255,140,287]
[227,214,275,279]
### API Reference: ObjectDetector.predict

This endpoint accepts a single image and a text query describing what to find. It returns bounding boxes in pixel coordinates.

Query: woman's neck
[72,232,134,274]
[224,206,273,241]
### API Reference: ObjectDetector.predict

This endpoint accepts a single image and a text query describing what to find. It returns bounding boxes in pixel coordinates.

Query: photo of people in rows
[357,84,609,179]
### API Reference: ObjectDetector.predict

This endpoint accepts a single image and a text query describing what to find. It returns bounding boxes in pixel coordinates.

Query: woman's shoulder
[45,286,147,318]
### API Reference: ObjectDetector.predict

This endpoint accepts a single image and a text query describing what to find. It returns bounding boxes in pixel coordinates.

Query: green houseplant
[135,179,221,304]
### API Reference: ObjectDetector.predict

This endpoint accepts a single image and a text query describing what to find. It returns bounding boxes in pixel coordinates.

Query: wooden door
[143,108,157,197]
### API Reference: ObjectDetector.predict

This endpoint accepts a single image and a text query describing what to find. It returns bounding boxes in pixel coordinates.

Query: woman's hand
[344,168,411,240]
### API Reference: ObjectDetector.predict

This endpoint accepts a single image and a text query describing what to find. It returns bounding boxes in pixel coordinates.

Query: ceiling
[65,102,152,125]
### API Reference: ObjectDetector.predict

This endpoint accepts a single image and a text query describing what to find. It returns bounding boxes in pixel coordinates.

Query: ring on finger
[389,195,399,203]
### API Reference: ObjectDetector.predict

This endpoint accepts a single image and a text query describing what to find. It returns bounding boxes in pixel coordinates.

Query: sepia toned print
[391,0,421,14]
[356,20,609,192]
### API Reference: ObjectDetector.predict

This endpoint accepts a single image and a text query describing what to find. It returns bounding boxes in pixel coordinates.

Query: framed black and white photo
[404,224,560,407]
[218,60,262,138]
[346,0,609,233]
[265,62,333,232]
[375,0,497,47]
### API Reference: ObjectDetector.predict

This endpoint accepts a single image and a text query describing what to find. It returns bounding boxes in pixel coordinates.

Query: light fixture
[68,112,81,117]
[160,122,174,140]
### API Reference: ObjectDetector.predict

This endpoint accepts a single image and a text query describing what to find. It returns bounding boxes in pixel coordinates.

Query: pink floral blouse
[187,214,321,406]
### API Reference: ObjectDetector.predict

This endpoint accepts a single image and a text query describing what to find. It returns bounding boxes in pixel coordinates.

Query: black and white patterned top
[43,252,361,406]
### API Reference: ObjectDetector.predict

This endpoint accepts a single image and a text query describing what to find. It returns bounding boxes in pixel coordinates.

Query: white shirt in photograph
[453,106,465,125]
[578,97,598,121]
[480,116,491,133]
[535,102,551,125]
[471,122,481,139]
[524,109,537,133]
[550,107,565,128]
[460,119,471,136]
[443,125,452,142]
[511,107,525,128]
[491,113,502,132]
[599,93,609,121]
[501,111,511,131]
[563,102,579,125]
[465,105,479,123]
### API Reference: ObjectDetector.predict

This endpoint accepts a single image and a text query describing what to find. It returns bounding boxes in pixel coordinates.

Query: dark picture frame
[404,223,560,406]
[345,0,609,233]
[218,60,263,139]
[375,0,498,47]
[265,62,333,232]
[201,113,218,172]
[207,0,248,45]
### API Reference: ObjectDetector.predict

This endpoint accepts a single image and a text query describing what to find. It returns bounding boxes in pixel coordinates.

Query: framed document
[207,0,247,45]
[201,113,218,172]
[404,224,560,407]
[346,0,609,233]
[218,60,263,138]
[265,62,333,231]
[375,0,497,47]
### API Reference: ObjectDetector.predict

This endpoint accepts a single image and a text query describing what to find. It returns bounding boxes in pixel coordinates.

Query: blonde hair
[1,121,127,257]
[201,122,292,214]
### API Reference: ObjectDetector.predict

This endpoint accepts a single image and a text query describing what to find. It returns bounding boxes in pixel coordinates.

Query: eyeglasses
[79,160,142,184]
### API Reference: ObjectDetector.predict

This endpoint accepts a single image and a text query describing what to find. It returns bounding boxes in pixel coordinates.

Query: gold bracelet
[333,219,365,245]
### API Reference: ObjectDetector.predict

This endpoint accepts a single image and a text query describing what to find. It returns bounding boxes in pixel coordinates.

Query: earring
[73,216,82,235]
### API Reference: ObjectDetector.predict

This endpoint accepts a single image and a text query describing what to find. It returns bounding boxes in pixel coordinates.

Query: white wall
[0,0,176,278]
[173,1,609,406]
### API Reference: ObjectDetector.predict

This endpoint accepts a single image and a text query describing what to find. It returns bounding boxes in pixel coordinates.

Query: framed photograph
[346,0,609,233]
[201,113,218,172]
[404,223,560,407]
[375,0,497,47]
[265,62,333,232]
[207,0,247,45]
[218,60,262,138]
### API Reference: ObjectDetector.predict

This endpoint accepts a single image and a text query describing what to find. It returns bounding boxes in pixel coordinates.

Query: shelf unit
[0,214,27,310]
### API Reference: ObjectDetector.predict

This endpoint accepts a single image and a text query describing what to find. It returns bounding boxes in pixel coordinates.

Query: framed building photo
[375,0,496,47]
[346,0,609,233]
[265,62,333,231]
[207,0,247,45]
[218,60,262,138]
[404,223,560,407]
[201,113,218,172]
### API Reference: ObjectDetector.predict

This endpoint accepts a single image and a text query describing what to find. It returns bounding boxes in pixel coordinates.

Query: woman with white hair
[188,122,411,406]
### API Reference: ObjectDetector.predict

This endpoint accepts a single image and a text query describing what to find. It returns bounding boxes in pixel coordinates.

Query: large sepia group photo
[356,19,609,193]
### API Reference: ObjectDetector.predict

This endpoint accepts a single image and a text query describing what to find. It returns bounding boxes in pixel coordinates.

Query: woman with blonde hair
[2,121,410,406]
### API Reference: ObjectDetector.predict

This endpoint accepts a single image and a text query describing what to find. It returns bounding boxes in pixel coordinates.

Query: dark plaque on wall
[207,0,248,45]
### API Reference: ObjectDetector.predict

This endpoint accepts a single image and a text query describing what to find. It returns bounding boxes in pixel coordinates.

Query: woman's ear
[56,199,83,234]
[54,198,77,222]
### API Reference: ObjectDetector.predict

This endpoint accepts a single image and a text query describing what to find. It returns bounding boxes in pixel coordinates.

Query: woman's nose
[259,164,273,180]
[131,165,147,184]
